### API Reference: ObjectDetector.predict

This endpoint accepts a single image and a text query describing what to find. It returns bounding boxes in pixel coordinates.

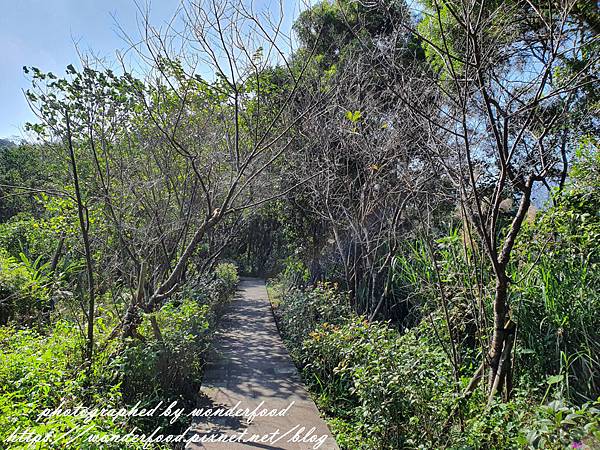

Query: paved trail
[188,278,339,450]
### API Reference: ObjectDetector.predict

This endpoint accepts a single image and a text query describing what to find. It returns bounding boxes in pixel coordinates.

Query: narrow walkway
[188,278,339,450]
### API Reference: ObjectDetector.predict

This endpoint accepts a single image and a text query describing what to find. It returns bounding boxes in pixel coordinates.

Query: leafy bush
[276,282,352,359]
[0,250,50,325]
[278,281,599,449]
[525,399,600,450]
[0,142,49,222]
[118,295,211,408]
[0,214,55,260]
[279,255,311,287]
[301,318,454,449]
[214,262,239,296]
[454,394,534,449]
[114,267,239,430]
[0,261,240,448]
[0,322,130,449]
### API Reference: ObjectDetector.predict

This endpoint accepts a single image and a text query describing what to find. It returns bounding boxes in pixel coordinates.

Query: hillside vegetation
[0,0,598,449]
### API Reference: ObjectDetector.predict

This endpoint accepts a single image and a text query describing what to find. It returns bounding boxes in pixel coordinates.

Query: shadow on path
[186,278,339,450]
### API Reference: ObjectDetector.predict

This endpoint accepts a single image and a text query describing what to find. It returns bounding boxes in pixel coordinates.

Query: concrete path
[187,278,339,450]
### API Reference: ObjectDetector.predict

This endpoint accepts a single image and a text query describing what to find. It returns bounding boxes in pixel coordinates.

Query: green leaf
[546,374,564,385]
[345,110,362,123]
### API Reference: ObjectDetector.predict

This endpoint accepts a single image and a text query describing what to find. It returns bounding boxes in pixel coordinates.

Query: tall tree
[401,0,599,401]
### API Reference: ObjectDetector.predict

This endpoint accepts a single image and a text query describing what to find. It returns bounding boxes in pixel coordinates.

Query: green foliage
[416,0,466,77]
[0,250,50,325]
[0,262,239,447]
[213,262,239,296]
[301,317,453,449]
[279,255,311,287]
[571,137,600,191]
[1,1,598,448]
[0,321,129,449]
[0,195,82,275]
[0,142,49,221]
[449,393,534,450]
[513,186,600,401]
[118,295,211,411]
[345,110,362,123]
[294,0,408,69]
[278,281,600,449]
[525,399,600,450]
[0,213,56,260]
[24,64,143,140]
[276,282,351,359]
[278,284,455,448]
[117,268,238,412]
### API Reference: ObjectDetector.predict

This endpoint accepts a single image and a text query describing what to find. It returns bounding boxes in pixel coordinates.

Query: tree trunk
[66,112,95,364]
[488,270,509,390]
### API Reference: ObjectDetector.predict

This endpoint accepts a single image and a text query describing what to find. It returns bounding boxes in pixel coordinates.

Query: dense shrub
[0,263,240,448]
[268,255,312,291]
[0,250,50,325]
[280,255,311,286]
[0,214,56,260]
[277,282,600,449]
[119,299,210,399]
[525,399,600,450]
[0,142,48,222]
[116,267,239,429]
[0,322,132,449]
[275,282,352,359]
[213,262,240,296]
[276,284,453,448]
[301,318,454,449]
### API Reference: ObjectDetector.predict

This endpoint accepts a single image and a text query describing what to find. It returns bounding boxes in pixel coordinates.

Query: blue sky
[0,0,181,138]
[0,0,301,139]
